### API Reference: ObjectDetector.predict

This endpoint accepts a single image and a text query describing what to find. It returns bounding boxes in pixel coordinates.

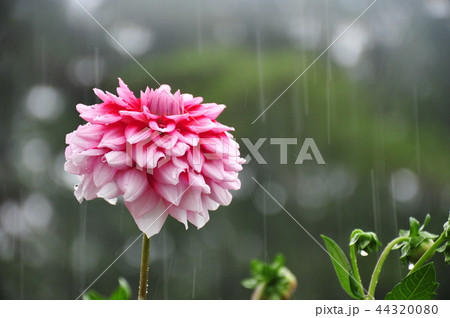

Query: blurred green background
[0,0,449,299]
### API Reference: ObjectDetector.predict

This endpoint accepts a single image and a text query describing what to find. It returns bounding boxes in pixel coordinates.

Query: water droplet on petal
[360,250,368,257]
[74,184,79,190]
[101,156,107,163]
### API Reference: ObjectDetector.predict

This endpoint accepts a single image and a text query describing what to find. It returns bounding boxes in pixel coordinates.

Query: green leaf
[436,241,450,265]
[241,278,258,289]
[272,254,285,269]
[385,263,439,300]
[409,217,420,236]
[250,259,264,275]
[443,212,450,238]
[82,277,132,300]
[109,277,132,300]
[321,235,363,299]
[82,291,107,300]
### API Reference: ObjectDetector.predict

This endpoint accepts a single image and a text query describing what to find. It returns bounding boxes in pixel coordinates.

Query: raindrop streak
[192,266,197,299]
[325,0,332,145]
[162,231,168,300]
[256,30,266,124]
[196,0,203,54]
[300,34,309,115]
[326,70,331,145]
[371,169,380,236]
[19,195,24,299]
[79,202,88,293]
[390,175,399,235]
[40,36,47,83]
[303,74,309,115]
[291,81,301,136]
[94,46,101,87]
[413,86,421,175]
[262,177,269,263]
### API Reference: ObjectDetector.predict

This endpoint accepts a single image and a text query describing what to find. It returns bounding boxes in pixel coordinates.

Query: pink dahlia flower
[65,79,244,237]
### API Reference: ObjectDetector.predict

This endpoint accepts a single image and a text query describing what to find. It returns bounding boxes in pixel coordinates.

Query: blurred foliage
[82,277,131,300]
[242,254,297,300]
[0,0,449,300]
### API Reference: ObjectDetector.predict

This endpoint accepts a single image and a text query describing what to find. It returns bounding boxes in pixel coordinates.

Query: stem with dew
[349,244,364,297]
[138,234,151,300]
[366,237,409,300]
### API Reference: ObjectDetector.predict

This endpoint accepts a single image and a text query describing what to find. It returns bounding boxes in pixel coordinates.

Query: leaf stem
[366,237,409,300]
[138,234,151,300]
[408,233,446,275]
[349,245,364,297]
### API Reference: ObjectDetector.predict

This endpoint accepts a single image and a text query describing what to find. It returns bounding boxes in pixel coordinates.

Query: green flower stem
[408,233,447,275]
[349,245,364,297]
[366,237,409,300]
[138,234,151,300]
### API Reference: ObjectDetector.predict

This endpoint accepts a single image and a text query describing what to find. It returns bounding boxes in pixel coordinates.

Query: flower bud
[407,238,435,264]
[349,229,382,255]
[394,214,438,264]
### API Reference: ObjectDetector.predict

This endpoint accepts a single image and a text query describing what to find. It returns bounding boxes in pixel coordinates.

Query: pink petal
[188,172,210,194]
[93,162,116,187]
[203,194,220,211]
[105,151,131,170]
[124,184,160,218]
[152,181,185,206]
[168,205,188,229]
[170,142,190,157]
[185,103,226,120]
[75,174,98,202]
[98,126,126,150]
[117,169,149,202]
[153,161,185,185]
[117,78,138,106]
[209,181,232,206]
[140,87,151,108]
[128,200,169,238]
[97,181,122,200]
[187,210,209,229]
[201,159,225,181]
[185,117,233,134]
[178,187,203,212]
[93,88,111,103]
[119,110,148,123]
[220,178,241,190]
[187,148,205,173]
[125,124,152,144]
[133,143,165,170]
[149,120,176,133]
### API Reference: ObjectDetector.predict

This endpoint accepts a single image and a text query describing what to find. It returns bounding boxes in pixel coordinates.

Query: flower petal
[187,210,210,229]
[124,184,160,218]
[93,162,116,187]
[128,200,169,238]
[117,169,149,202]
